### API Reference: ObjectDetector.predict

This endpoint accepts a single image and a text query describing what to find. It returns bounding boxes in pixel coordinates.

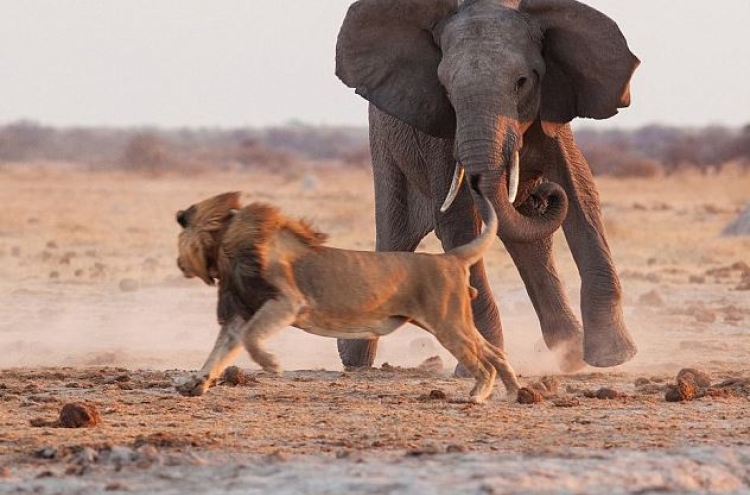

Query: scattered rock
[665,377,697,402]
[638,289,664,307]
[594,388,622,400]
[715,377,750,397]
[132,432,199,449]
[118,278,139,292]
[28,394,57,404]
[33,447,58,459]
[517,387,544,404]
[29,417,56,428]
[59,403,101,428]
[700,388,734,399]
[428,389,447,401]
[105,482,129,491]
[634,377,651,387]
[552,397,580,408]
[702,204,725,215]
[380,362,396,372]
[219,366,249,387]
[102,374,131,385]
[688,274,706,284]
[676,368,711,389]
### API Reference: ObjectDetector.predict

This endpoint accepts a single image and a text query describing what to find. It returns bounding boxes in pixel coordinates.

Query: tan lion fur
[175,192,521,404]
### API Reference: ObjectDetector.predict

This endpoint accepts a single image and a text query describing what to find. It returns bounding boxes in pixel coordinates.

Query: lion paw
[176,374,211,397]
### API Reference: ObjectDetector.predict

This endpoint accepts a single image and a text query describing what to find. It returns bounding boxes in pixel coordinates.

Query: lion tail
[448,191,498,267]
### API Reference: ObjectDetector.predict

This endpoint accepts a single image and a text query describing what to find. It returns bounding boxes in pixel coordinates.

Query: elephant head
[336,0,638,242]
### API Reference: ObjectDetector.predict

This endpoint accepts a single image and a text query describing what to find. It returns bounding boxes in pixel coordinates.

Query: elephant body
[336,0,639,371]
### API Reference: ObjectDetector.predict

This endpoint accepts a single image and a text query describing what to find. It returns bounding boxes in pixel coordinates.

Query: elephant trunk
[456,119,568,243]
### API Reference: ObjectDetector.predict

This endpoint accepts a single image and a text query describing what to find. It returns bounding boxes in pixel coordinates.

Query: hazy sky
[1,1,748,129]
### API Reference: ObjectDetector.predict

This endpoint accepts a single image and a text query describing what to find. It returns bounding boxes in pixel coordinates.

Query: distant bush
[577,124,750,176]
[1,120,747,177]
[120,133,176,173]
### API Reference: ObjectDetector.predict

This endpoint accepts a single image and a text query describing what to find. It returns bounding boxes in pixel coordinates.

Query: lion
[174,190,520,404]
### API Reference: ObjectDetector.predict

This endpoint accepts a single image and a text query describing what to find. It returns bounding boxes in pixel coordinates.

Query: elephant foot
[337,338,378,369]
[583,324,637,368]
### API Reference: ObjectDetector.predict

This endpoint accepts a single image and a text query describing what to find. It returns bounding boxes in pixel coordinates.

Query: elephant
[334,0,639,372]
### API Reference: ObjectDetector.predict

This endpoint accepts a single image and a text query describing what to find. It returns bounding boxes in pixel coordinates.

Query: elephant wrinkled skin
[335,0,639,372]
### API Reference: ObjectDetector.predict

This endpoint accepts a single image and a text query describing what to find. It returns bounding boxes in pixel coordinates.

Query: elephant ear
[336,0,457,138]
[519,0,640,136]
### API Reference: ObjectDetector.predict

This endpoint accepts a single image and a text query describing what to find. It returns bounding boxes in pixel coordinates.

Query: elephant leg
[336,161,432,369]
[552,139,637,367]
[502,234,585,372]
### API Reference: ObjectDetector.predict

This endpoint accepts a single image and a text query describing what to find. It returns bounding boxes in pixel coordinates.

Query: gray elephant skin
[335,0,639,372]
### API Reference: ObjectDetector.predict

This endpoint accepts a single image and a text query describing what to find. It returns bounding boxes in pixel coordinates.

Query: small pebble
[59,403,101,428]
[595,388,621,400]
[676,368,711,389]
[517,387,544,404]
[428,389,447,401]
[220,366,248,386]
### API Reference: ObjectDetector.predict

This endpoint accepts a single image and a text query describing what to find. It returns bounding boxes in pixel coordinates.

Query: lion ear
[221,192,242,210]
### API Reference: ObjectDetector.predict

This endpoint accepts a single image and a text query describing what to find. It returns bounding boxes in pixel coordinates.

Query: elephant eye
[515,76,528,93]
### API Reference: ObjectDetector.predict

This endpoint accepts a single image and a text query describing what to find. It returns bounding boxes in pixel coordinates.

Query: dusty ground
[0,162,749,494]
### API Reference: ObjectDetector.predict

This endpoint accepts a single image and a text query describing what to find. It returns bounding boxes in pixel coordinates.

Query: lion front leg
[177,317,247,397]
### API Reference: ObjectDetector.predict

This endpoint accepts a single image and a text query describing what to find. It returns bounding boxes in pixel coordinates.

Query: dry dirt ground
[0,163,749,494]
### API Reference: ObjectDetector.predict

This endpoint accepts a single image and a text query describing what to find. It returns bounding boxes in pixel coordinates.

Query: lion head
[176,192,241,285]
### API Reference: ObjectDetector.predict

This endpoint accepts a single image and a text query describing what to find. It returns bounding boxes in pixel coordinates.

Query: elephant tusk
[440,163,465,213]
[508,150,520,204]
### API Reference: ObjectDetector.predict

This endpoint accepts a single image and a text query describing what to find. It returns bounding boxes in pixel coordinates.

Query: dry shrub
[584,144,662,178]
[120,133,175,174]
[233,137,292,171]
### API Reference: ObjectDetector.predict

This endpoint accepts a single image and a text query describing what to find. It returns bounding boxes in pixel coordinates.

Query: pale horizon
[1,1,748,130]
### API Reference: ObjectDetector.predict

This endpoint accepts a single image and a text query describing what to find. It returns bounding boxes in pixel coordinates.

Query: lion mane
[177,193,327,325]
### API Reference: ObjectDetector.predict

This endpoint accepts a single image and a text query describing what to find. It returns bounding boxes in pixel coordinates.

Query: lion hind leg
[483,341,521,403]
[242,297,300,375]
[429,325,496,404]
